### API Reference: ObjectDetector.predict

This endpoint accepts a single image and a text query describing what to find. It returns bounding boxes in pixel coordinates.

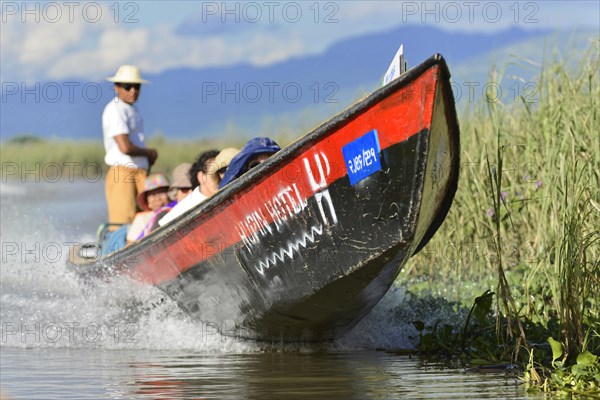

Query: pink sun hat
[136,173,170,211]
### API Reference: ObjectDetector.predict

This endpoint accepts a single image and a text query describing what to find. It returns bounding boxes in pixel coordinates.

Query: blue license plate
[342,129,382,186]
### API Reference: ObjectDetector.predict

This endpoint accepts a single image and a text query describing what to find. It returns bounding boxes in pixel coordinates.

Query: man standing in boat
[102,65,158,230]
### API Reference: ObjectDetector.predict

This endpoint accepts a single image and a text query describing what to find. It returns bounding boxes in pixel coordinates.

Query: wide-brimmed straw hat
[168,163,193,200]
[106,65,150,84]
[137,173,170,211]
[209,147,240,175]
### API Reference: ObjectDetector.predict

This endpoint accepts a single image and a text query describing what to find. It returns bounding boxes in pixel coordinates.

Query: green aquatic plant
[412,290,499,365]
[402,42,599,392]
[525,334,600,396]
[461,289,494,352]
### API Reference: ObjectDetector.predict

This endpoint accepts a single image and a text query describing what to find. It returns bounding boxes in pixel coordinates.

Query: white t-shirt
[158,187,207,227]
[102,98,149,169]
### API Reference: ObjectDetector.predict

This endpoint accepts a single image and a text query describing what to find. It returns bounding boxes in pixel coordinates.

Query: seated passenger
[218,137,281,189]
[168,162,193,203]
[126,174,170,243]
[137,163,194,237]
[133,163,195,239]
[213,147,240,185]
[158,149,220,227]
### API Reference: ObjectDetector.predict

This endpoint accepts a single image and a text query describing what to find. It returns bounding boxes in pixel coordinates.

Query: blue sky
[1,1,599,82]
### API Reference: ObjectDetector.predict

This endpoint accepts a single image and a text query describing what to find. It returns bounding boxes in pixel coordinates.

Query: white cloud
[16,21,308,81]
[19,18,86,64]
[48,28,149,79]
[1,3,115,81]
[1,1,597,83]
[137,27,306,71]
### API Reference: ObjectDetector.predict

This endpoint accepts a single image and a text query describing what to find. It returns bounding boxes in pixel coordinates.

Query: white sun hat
[106,65,150,84]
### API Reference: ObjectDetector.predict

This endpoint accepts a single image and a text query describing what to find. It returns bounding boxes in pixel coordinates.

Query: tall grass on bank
[402,44,599,389]
[0,134,294,180]
[556,163,599,358]
[485,144,528,361]
[1,136,106,179]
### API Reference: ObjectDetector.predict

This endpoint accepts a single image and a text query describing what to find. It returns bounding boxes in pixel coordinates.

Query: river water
[1,179,539,399]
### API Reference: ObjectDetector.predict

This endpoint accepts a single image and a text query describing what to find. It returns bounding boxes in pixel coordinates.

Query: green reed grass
[402,43,599,391]
[405,42,599,295]
[0,133,295,179]
[556,164,599,358]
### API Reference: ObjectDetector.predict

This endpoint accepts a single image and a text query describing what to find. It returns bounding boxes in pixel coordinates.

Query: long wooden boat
[72,54,460,341]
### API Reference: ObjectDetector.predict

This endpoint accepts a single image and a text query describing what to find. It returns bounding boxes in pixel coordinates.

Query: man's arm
[113,134,158,166]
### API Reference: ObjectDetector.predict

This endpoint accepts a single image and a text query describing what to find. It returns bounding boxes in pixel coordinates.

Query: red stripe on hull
[127,66,440,285]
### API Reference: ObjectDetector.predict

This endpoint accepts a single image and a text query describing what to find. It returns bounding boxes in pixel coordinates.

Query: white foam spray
[1,181,420,353]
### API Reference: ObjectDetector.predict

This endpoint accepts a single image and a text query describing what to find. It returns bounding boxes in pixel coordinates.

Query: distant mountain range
[1,25,596,141]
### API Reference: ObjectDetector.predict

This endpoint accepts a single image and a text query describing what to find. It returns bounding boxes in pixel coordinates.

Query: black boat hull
[71,55,460,341]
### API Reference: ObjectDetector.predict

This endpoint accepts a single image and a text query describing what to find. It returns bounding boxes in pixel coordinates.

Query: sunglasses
[117,83,141,91]
[247,160,263,170]
[177,187,192,193]
[247,154,273,170]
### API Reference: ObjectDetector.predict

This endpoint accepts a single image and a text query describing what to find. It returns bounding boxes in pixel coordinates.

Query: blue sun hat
[219,137,281,188]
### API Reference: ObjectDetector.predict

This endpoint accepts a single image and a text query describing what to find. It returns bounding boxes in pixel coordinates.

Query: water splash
[1,181,418,352]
